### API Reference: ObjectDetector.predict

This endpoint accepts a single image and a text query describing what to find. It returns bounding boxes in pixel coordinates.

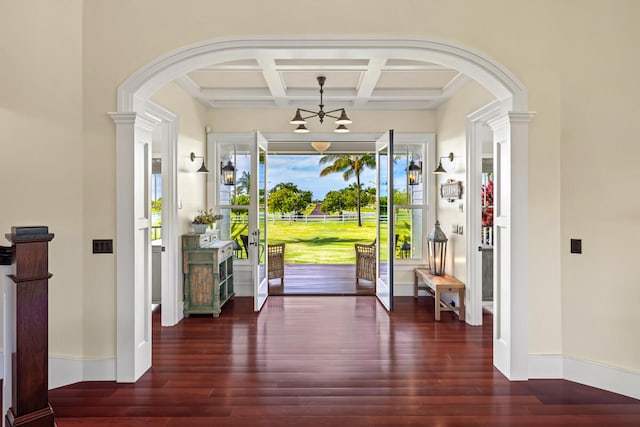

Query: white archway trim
[117,36,528,113]
[114,35,531,383]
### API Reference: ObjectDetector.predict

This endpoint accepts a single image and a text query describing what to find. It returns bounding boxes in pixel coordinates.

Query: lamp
[310,141,331,153]
[190,152,209,173]
[427,220,448,276]
[407,158,422,185]
[220,160,236,186]
[290,76,352,133]
[433,152,454,174]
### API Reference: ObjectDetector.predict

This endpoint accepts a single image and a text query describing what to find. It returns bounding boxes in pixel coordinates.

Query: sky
[267,154,407,200]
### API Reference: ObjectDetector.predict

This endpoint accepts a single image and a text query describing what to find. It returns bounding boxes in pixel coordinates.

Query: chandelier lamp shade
[427,220,448,276]
[190,152,209,173]
[290,76,352,133]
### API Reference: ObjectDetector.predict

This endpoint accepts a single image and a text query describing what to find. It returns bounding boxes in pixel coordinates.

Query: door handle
[478,246,483,252]
[161,246,166,252]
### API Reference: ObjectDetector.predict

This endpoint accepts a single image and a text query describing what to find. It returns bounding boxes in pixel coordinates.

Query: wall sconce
[433,152,454,174]
[220,160,236,186]
[427,220,448,276]
[407,158,422,185]
[190,152,209,173]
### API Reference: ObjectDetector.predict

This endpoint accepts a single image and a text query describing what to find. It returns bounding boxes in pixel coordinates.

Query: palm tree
[237,171,250,195]
[319,154,376,226]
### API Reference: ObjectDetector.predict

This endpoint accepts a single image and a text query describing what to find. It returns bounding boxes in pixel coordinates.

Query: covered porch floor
[268,263,375,296]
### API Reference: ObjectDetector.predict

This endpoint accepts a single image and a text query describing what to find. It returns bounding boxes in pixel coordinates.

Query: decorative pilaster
[4,226,55,427]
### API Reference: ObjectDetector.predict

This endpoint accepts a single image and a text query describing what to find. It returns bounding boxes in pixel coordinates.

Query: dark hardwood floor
[48,296,640,426]
[269,264,375,295]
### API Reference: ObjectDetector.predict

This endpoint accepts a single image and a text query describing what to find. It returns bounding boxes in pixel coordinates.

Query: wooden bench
[414,268,466,321]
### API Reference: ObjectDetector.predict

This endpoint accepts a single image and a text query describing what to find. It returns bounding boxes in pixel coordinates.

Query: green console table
[182,234,234,317]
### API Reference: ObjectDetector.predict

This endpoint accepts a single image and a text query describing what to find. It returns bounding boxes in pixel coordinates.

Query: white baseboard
[49,356,116,389]
[563,356,640,400]
[528,354,640,400]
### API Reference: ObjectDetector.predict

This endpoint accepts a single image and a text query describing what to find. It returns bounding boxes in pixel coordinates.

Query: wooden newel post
[5,226,56,427]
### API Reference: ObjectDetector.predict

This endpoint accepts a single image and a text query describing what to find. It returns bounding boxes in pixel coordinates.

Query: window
[393,144,426,261]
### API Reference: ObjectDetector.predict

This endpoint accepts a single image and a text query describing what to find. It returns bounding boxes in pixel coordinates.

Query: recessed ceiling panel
[376,70,459,89]
[188,70,267,88]
[282,71,362,89]
[385,59,443,67]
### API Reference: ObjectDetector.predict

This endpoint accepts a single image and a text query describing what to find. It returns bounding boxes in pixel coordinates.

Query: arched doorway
[112,36,532,382]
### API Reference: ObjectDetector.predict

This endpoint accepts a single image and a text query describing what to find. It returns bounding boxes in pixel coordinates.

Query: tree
[319,154,376,226]
[268,184,311,217]
[237,171,250,195]
[321,190,345,214]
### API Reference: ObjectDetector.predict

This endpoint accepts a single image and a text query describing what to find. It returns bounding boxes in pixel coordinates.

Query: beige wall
[2,0,639,377]
[435,81,494,283]
[208,109,436,134]
[151,83,208,236]
[1,0,85,358]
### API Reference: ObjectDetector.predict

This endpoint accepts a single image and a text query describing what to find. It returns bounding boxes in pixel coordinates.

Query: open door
[252,131,269,311]
[375,130,394,311]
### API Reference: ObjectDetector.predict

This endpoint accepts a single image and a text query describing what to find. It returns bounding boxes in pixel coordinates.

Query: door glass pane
[218,144,251,205]
[394,207,423,260]
[378,149,389,272]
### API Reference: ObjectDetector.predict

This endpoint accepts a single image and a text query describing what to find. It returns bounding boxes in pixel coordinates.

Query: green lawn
[265,221,377,263]
[229,211,414,264]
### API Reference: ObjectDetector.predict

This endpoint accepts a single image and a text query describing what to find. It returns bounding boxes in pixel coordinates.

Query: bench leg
[435,288,441,321]
[458,288,465,321]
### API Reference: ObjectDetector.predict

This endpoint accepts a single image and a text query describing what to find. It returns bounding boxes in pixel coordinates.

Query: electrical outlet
[458,225,463,235]
[451,224,458,234]
[570,239,582,254]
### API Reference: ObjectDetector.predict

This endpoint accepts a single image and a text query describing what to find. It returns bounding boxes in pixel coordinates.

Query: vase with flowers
[192,209,223,234]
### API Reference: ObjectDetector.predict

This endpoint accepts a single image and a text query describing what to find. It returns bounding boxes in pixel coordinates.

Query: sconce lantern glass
[433,152,454,174]
[407,159,422,185]
[190,152,209,173]
[220,160,236,186]
[427,220,448,276]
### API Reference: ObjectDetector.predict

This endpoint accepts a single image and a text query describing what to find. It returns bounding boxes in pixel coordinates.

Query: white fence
[231,212,388,225]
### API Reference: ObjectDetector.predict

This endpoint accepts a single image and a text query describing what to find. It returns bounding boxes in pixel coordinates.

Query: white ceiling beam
[173,75,213,108]
[354,58,385,107]
[256,57,287,107]
[370,88,443,98]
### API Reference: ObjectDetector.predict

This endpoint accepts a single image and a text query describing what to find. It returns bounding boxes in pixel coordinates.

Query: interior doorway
[115,36,531,383]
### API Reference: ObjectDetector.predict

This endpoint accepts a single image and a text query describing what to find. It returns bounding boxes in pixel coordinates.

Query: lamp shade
[427,220,448,276]
[334,124,350,133]
[290,109,306,125]
[335,109,352,125]
[294,124,310,133]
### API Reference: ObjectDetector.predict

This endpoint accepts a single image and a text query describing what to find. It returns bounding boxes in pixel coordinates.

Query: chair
[240,234,250,259]
[267,243,285,285]
[355,240,376,284]
[232,239,244,259]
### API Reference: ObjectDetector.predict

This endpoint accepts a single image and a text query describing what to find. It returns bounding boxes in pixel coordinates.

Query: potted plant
[192,209,223,234]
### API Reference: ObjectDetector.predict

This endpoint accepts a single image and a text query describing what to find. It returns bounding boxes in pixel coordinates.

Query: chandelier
[290,76,352,133]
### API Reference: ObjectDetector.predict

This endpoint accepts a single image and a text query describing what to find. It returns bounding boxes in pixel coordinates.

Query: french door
[252,131,269,311]
[375,130,394,311]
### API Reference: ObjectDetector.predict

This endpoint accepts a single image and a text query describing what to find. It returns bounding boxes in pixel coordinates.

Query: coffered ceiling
[174,54,471,111]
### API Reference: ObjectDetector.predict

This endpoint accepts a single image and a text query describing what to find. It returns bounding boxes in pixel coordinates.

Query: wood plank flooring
[48,296,640,426]
[269,264,375,295]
